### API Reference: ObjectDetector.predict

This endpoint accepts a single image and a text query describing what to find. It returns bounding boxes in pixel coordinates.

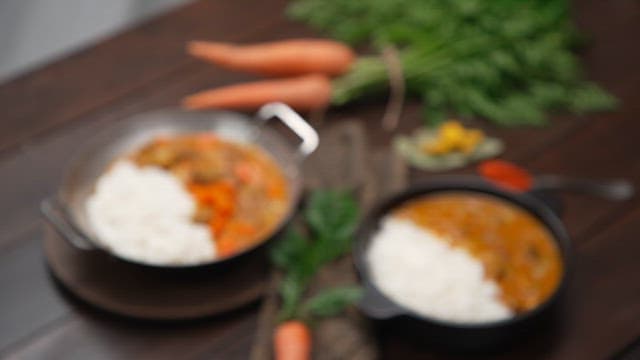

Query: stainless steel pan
[41,102,318,269]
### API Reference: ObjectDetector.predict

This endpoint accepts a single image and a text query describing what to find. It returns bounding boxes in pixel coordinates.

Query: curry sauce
[393,192,562,313]
[131,134,289,257]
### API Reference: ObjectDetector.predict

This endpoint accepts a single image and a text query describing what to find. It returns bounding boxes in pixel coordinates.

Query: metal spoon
[533,175,635,201]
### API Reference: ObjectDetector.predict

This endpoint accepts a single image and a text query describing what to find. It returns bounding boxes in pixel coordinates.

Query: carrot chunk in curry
[393,192,563,313]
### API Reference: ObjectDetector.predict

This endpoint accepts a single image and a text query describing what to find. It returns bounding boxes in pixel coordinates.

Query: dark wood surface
[0,0,639,359]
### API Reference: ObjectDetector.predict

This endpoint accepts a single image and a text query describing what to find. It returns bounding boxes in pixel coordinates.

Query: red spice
[477,160,533,192]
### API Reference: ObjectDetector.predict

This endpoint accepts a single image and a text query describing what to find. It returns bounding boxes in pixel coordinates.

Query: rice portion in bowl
[367,217,512,324]
[86,161,216,265]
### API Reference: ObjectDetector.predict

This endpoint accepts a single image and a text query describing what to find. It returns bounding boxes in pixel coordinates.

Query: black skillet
[353,175,633,352]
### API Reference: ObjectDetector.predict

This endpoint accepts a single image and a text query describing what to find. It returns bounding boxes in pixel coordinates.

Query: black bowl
[353,176,571,352]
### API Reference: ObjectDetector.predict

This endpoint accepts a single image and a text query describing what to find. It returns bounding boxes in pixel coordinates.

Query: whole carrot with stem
[269,191,363,360]
[187,39,355,77]
[181,74,332,111]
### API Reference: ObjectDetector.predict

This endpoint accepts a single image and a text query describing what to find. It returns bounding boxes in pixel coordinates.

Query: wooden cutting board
[251,121,407,360]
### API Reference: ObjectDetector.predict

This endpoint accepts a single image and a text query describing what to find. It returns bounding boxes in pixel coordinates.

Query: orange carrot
[209,214,229,237]
[216,234,240,257]
[477,159,533,192]
[274,321,312,360]
[187,39,355,77]
[233,161,258,184]
[267,179,286,200]
[182,74,332,111]
[189,181,236,212]
[215,220,257,256]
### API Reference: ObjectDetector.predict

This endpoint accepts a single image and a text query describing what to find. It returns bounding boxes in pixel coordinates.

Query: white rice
[367,217,512,324]
[86,161,216,265]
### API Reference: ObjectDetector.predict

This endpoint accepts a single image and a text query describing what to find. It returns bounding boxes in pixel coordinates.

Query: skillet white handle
[257,102,319,158]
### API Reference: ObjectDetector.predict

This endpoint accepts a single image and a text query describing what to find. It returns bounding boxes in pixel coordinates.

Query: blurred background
[0,0,193,83]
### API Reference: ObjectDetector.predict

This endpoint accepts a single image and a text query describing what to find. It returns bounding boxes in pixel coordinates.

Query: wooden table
[0,0,639,358]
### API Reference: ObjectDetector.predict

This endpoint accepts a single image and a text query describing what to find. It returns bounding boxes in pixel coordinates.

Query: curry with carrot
[132,133,289,257]
[393,192,563,313]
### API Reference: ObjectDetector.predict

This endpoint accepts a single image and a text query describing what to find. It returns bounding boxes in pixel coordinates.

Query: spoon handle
[533,175,635,201]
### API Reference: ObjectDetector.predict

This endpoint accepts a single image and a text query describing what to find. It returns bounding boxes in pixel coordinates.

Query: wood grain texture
[0,0,292,155]
[5,306,258,360]
[0,0,639,358]
[0,226,70,351]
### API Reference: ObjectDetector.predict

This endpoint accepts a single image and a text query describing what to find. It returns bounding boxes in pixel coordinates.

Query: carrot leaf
[291,0,618,126]
[304,189,359,264]
[301,286,363,319]
[270,189,360,322]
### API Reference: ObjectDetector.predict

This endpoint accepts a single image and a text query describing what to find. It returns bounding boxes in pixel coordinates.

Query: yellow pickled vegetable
[440,121,466,144]
[459,129,485,154]
[423,120,486,155]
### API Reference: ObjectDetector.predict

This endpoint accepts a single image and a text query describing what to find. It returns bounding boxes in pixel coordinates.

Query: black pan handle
[533,175,634,201]
[522,176,634,217]
[40,197,95,250]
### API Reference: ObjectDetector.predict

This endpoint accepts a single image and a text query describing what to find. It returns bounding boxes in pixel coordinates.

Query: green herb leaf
[302,286,364,318]
[570,83,619,114]
[270,189,360,321]
[305,190,358,240]
[279,273,306,321]
[270,228,309,271]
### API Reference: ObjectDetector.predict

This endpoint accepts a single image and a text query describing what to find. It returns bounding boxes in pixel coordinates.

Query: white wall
[0,0,193,83]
